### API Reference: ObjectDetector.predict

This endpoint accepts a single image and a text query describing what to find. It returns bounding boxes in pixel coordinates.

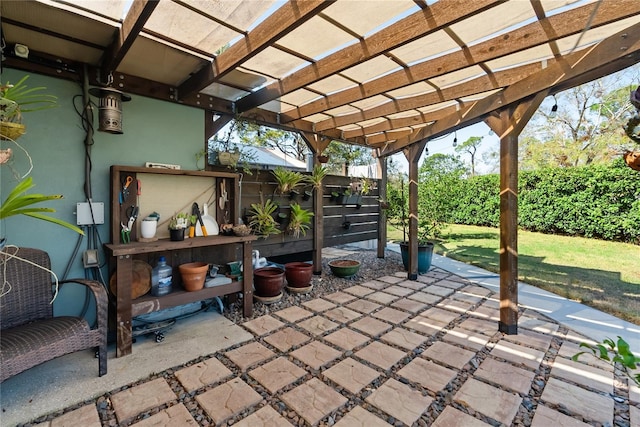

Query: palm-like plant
[271,166,304,195]
[304,164,328,190]
[248,198,281,239]
[287,202,314,238]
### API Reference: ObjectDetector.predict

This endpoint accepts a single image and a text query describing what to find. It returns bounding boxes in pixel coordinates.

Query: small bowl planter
[254,267,284,302]
[284,262,313,293]
[328,259,361,278]
[179,262,209,291]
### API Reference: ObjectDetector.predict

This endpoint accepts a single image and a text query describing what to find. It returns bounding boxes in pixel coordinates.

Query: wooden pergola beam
[179,0,334,98]
[403,141,427,280]
[235,0,503,113]
[277,1,639,123]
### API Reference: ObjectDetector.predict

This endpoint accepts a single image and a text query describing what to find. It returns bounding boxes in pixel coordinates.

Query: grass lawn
[388,224,640,325]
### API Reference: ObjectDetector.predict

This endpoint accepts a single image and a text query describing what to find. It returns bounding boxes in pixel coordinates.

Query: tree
[520,68,638,168]
[454,136,483,176]
[323,140,375,175]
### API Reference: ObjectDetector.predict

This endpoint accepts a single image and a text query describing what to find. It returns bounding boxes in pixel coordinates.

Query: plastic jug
[151,256,173,296]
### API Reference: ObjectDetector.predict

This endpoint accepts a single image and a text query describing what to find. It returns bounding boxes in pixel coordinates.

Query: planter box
[338,194,362,205]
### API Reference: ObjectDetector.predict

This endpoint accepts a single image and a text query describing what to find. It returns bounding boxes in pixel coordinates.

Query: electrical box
[76,202,105,225]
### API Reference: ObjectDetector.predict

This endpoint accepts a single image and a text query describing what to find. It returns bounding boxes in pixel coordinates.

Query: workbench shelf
[106,166,253,358]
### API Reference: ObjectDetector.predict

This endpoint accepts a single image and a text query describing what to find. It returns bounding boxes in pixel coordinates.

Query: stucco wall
[1,69,204,320]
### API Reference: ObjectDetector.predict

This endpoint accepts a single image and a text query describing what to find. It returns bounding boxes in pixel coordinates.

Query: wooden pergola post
[403,141,427,280]
[300,132,331,275]
[485,93,546,334]
[377,156,387,258]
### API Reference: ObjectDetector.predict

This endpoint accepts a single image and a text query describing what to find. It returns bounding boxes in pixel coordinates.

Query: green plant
[248,198,281,239]
[168,212,190,230]
[305,164,328,190]
[0,177,83,237]
[572,336,639,386]
[287,202,314,238]
[0,75,57,124]
[271,166,304,195]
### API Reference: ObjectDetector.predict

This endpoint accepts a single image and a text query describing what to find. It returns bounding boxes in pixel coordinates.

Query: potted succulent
[287,202,313,238]
[248,198,281,239]
[271,166,304,197]
[168,212,190,241]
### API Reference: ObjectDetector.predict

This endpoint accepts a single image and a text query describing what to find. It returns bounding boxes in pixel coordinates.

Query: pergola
[2,0,639,334]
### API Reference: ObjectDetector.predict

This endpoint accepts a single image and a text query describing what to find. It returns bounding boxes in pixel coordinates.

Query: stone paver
[421,307,460,324]
[630,405,640,427]
[442,327,490,351]
[396,280,427,291]
[302,298,337,312]
[291,340,342,370]
[519,314,560,335]
[249,357,306,393]
[297,315,339,335]
[502,328,553,352]
[242,315,284,336]
[469,304,500,321]
[334,406,392,426]
[432,406,490,427]
[491,340,545,370]
[550,357,614,394]
[458,317,499,336]
[530,405,592,427]
[398,357,457,392]
[46,404,101,427]
[405,314,448,336]
[391,298,427,313]
[323,357,380,394]
[366,378,432,426]
[175,357,232,392]
[343,285,375,297]
[131,403,197,427]
[423,341,475,369]
[380,327,427,351]
[355,341,405,370]
[455,378,521,425]
[365,291,399,305]
[351,317,392,337]
[372,307,410,324]
[264,327,310,352]
[382,285,413,297]
[233,406,294,427]
[436,298,474,313]
[407,291,442,305]
[324,291,357,304]
[630,382,640,405]
[359,280,389,290]
[424,285,455,297]
[111,378,176,423]
[557,341,614,372]
[324,306,362,323]
[282,378,348,426]
[196,378,262,425]
[375,275,403,284]
[474,358,535,394]
[324,327,370,351]
[438,279,468,290]
[225,342,276,371]
[540,377,614,425]
[346,299,382,314]
[274,306,314,323]
[451,292,483,304]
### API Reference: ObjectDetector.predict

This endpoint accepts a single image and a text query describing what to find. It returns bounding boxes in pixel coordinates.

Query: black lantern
[88,86,132,134]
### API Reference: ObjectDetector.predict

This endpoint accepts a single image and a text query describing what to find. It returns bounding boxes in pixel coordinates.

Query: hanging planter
[317,154,329,163]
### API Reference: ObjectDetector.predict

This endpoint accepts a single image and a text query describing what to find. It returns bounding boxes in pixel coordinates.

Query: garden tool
[193,202,208,236]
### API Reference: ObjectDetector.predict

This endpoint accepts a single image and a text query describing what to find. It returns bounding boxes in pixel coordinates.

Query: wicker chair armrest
[58,279,108,330]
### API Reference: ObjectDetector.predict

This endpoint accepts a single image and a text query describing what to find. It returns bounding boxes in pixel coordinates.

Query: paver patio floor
[13,267,640,426]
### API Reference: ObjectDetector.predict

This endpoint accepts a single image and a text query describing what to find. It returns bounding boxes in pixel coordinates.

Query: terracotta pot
[253,267,284,297]
[179,262,209,291]
[284,262,313,288]
[328,259,361,278]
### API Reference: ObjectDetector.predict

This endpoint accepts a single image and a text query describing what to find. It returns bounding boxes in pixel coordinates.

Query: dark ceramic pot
[253,267,284,297]
[284,262,313,288]
[169,228,185,241]
[399,241,434,273]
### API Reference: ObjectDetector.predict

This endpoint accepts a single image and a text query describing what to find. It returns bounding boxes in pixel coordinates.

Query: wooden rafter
[178,0,334,98]
[235,0,504,113]
[102,0,159,77]
[276,1,640,123]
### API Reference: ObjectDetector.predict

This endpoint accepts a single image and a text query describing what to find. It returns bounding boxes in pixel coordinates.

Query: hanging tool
[120,205,138,243]
[119,175,133,204]
[193,202,208,236]
[189,203,197,238]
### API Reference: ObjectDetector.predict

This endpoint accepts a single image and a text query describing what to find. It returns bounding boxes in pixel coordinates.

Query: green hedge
[427,159,640,243]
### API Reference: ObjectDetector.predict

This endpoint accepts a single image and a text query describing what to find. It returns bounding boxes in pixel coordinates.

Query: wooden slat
[179,0,335,97]
[235,0,503,112]
[278,2,640,123]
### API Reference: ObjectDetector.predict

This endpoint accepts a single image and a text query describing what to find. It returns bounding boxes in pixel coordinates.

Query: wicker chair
[0,247,107,382]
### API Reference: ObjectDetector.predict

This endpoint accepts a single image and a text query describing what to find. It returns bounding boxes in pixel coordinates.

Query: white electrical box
[76,202,105,225]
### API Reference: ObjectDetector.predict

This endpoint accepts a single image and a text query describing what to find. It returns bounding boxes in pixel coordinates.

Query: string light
[549,95,558,118]
[452,131,458,147]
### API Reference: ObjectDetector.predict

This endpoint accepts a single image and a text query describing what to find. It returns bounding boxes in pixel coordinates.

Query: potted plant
[271,166,304,197]
[253,266,285,302]
[168,212,190,241]
[304,164,328,191]
[284,261,313,293]
[1,75,57,141]
[328,259,361,278]
[248,198,281,239]
[287,202,313,238]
